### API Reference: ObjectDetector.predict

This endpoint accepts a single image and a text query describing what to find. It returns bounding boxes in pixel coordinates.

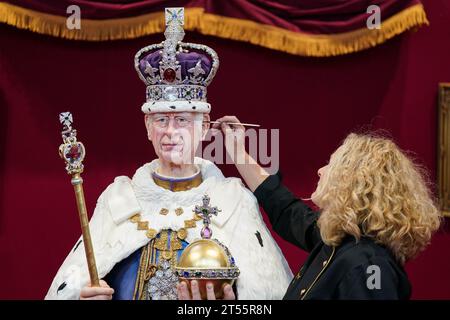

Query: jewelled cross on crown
[160,7,185,85]
[165,7,184,26]
[194,194,221,239]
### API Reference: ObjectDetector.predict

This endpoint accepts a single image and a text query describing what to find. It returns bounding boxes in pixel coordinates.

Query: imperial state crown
[134,7,219,115]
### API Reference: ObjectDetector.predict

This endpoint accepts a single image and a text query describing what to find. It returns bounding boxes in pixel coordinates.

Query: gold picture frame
[438,83,450,217]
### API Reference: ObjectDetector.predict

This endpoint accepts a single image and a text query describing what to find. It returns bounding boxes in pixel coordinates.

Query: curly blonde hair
[314,133,442,264]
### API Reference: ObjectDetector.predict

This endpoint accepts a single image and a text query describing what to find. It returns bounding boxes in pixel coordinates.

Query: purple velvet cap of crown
[138,50,212,82]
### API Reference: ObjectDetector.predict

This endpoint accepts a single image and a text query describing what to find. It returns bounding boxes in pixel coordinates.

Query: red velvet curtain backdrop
[0,0,428,56]
[1,0,450,299]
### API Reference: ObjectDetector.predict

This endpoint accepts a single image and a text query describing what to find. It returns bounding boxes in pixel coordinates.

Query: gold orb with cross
[175,194,240,299]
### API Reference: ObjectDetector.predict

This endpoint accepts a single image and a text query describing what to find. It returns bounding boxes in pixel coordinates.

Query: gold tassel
[0,2,428,57]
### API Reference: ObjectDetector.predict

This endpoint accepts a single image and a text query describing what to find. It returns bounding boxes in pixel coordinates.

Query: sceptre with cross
[58,112,100,287]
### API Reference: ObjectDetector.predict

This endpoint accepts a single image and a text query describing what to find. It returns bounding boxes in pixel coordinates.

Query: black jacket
[254,172,411,300]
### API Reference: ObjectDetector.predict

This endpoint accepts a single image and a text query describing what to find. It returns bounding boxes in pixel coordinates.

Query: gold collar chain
[129,210,203,241]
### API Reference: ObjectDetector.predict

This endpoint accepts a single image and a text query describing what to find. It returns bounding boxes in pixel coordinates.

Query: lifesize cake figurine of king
[46,8,292,300]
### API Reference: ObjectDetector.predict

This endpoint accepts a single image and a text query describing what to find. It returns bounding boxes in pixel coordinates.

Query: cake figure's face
[145,112,209,166]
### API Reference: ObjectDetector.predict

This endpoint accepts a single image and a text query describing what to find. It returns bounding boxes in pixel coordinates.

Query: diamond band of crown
[134,7,219,113]
[146,84,207,102]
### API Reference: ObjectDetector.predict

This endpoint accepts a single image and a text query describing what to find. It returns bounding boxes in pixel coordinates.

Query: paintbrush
[205,121,260,128]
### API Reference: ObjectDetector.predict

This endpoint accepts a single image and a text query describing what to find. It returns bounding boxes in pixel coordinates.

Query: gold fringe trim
[197,4,429,57]
[0,2,201,41]
[0,2,429,56]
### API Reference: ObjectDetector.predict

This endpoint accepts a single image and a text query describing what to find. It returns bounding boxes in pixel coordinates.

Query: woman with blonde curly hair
[211,116,442,300]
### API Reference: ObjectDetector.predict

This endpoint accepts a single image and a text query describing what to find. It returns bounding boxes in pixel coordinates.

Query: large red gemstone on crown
[163,68,176,82]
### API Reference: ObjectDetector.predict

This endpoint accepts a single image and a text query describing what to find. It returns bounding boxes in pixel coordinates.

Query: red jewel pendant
[163,68,176,82]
